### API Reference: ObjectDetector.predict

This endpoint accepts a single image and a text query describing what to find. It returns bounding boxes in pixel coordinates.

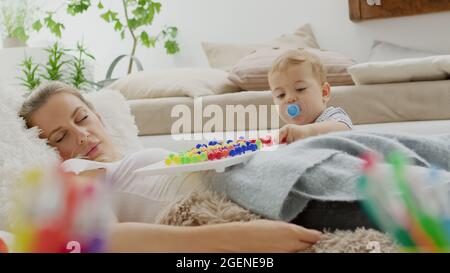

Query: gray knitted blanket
[208,132,450,221]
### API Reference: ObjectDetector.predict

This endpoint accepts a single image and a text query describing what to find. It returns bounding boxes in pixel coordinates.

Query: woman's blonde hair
[19,81,94,128]
[269,49,327,84]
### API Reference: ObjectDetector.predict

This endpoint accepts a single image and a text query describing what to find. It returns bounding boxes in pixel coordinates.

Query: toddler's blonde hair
[269,49,327,85]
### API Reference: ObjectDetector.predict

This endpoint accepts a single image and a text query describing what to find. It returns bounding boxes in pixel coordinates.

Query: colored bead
[256,139,263,149]
[251,144,258,151]
[260,136,272,144]
[173,156,181,165]
[191,156,199,163]
[222,150,229,157]
[165,158,172,166]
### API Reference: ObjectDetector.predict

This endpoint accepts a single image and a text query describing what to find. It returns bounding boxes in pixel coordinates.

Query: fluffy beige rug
[156,191,399,253]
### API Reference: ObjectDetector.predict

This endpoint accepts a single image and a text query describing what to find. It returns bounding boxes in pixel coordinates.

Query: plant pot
[2,37,26,48]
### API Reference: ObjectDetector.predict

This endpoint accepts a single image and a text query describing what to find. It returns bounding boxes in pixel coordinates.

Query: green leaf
[154,2,162,13]
[32,20,43,32]
[127,18,139,30]
[98,1,104,9]
[100,11,112,22]
[164,40,180,54]
[110,11,119,21]
[12,27,28,43]
[167,26,178,38]
[101,10,119,23]
[120,30,126,39]
[140,31,150,47]
[67,0,92,15]
[132,7,146,18]
[44,14,65,38]
[114,20,123,31]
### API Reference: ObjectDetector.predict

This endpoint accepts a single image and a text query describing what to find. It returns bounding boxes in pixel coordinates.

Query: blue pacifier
[286,104,301,119]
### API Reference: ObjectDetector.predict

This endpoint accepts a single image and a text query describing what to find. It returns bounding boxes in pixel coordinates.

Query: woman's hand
[218,220,322,253]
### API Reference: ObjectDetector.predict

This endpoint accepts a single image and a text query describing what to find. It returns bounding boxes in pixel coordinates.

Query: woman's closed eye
[55,132,67,143]
[296,87,306,92]
[76,115,89,123]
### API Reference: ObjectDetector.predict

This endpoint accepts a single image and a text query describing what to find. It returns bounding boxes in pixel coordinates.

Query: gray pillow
[369,40,441,62]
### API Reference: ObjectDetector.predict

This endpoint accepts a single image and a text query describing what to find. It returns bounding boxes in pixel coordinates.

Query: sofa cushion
[348,55,450,85]
[369,40,442,62]
[202,24,320,71]
[228,47,355,90]
[107,68,241,99]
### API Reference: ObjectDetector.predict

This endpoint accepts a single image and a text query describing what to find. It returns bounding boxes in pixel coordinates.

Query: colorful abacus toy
[164,136,274,166]
[10,166,113,253]
[359,152,450,253]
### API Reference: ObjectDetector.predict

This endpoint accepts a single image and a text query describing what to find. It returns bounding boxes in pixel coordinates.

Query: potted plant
[19,41,96,92]
[0,0,38,48]
[33,0,180,80]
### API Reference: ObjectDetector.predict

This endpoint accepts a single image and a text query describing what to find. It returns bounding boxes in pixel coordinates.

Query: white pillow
[369,40,441,62]
[107,68,241,100]
[0,87,143,230]
[348,55,450,85]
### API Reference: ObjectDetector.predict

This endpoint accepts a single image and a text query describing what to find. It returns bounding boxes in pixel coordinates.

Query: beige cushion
[228,47,355,90]
[130,80,450,136]
[202,24,320,71]
[348,55,450,85]
[330,80,450,124]
[369,40,440,62]
[107,68,240,99]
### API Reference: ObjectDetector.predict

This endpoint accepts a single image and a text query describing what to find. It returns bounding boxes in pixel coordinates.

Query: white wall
[19,0,450,81]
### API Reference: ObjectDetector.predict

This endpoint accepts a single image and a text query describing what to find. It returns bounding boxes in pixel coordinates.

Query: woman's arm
[109,220,322,253]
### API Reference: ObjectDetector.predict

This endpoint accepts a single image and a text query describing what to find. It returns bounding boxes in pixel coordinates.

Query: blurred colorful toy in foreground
[164,136,274,166]
[10,166,112,253]
[0,237,8,253]
[358,151,450,253]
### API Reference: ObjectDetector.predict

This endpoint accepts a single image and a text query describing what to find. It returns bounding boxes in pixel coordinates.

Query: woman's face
[30,93,118,162]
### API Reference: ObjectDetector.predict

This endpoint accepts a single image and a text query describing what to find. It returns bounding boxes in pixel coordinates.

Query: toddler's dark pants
[290,200,380,231]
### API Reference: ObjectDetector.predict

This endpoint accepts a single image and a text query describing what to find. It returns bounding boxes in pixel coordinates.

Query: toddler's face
[269,63,330,125]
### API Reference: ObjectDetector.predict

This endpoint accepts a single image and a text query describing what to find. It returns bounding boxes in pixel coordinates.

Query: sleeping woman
[19,81,323,253]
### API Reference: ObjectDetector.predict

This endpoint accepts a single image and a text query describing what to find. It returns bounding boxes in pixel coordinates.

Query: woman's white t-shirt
[62,148,209,224]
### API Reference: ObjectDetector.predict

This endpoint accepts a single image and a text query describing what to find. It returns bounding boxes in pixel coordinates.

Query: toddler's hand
[276,124,312,144]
